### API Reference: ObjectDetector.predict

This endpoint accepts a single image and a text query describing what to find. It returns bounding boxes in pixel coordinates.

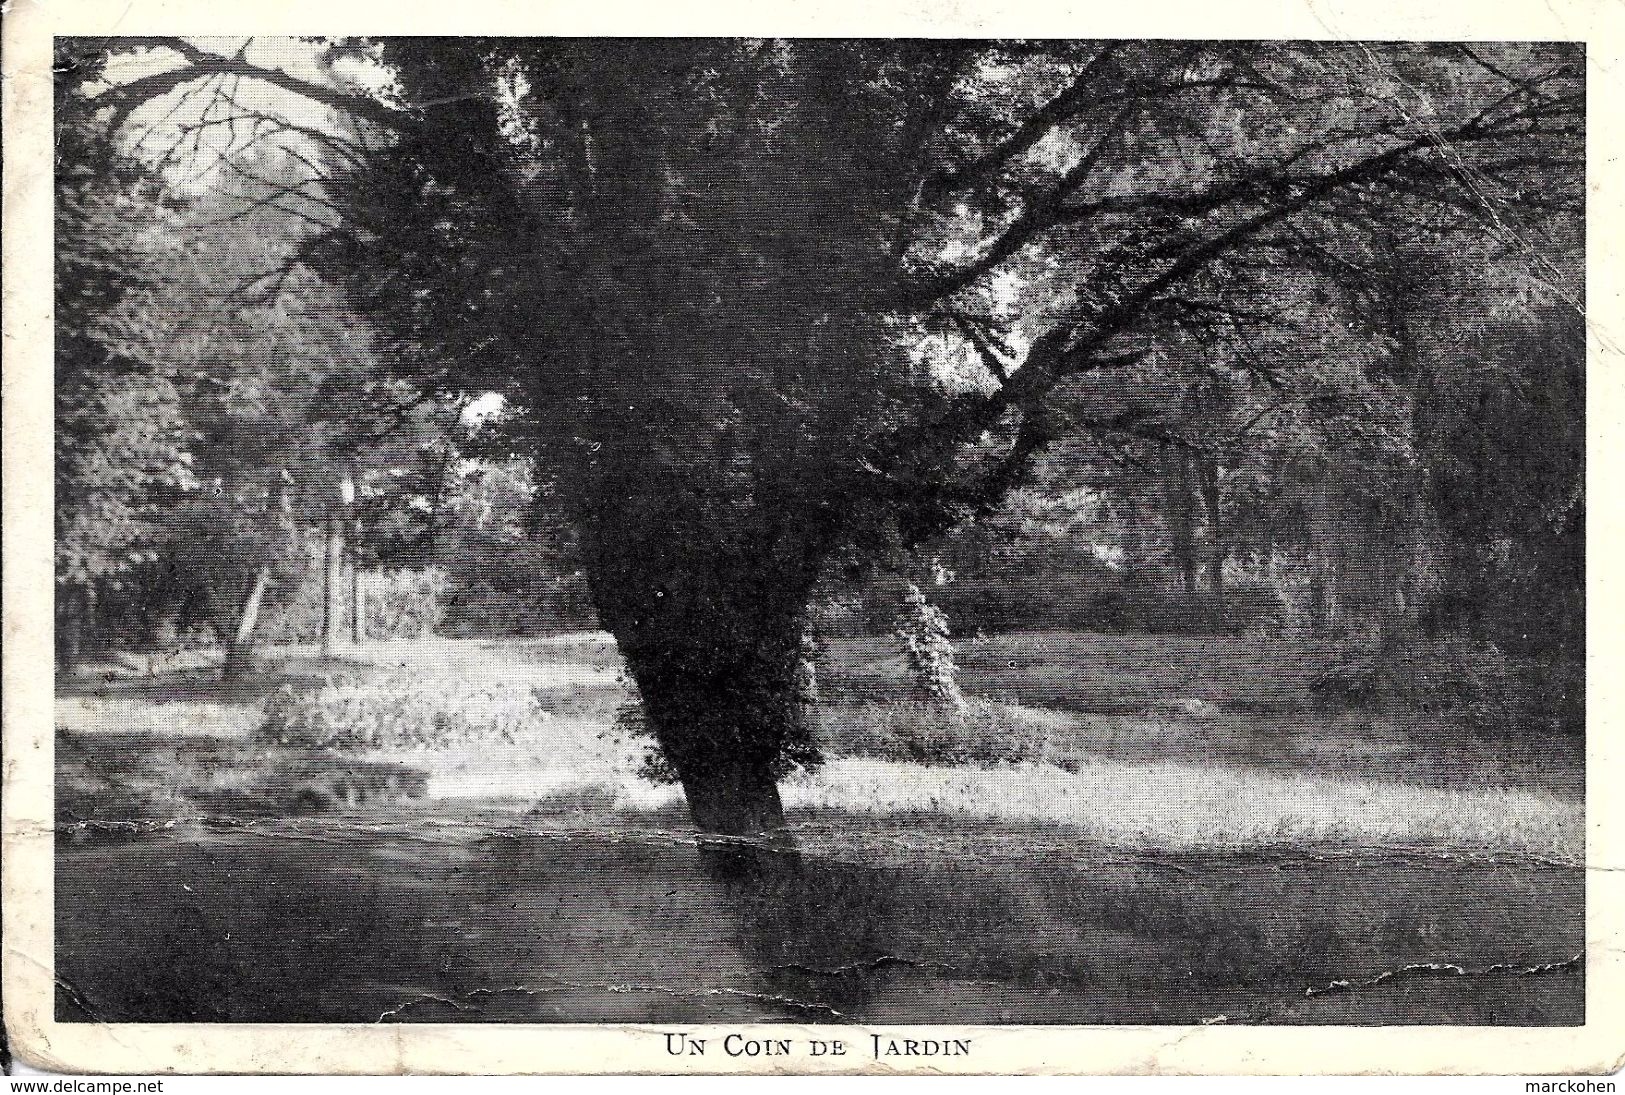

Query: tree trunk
[678,751,789,839]
[222,564,273,683]
[624,628,801,839]
[1382,469,1432,648]
[1197,459,1226,622]
[1162,446,1198,595]
[1208,542,1227,618]
[586,534,815,839]
[321,517,344,658]
[351,562,365,645]
[1308,555,1330,634]
[57,582,92,676]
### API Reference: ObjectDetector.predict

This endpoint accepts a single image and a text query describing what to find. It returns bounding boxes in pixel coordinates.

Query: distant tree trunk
[56,582,93,675]
[1376,242,1434,650]
[1162,446,1199,595]
[321,517,344,658]
[222,564,272,683]
[1304,499,1345,637]
[351,561,365,645]
[1376,487,1427,649]
[1308,554,1331,634]
[1196,459,1225,621]
[1332,536,1356,641]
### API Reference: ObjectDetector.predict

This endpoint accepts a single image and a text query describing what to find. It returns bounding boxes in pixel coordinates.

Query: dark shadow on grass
[56,812,1584,1026]
[58,657,381,702]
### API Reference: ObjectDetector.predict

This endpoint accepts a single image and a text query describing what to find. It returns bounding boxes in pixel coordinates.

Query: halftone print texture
[53,37,1583,1026]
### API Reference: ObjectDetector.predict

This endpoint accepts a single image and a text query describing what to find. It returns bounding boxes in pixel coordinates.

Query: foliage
[155,219,455,646]
[432,459,599,636]
[66,39,1585,829]
[258,673,549,751]
[54,52,194,597]
[794,627,823,705]
[815,698,1075,769]
[1313,639,1511,707]
[895,583,968,709]
[306,41,1580,815]
[1311,638,1581,737]
[363,568,449,639]
[252,559,447,644]
[55,42,463,662]
[1421,303,1585,657]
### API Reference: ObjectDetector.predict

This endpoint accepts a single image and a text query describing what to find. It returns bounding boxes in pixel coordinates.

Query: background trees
[55,46,455,674]
[55,58,195,669]
[58,38,1584,835]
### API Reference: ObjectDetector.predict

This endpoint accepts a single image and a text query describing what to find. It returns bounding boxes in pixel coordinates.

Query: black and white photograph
[3,12,1616,1076]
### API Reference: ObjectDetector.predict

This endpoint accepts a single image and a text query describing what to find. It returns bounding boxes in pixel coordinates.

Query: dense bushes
[1311,639,1582,736]
[437,560,598,637]
[814,698,1081,769]
[258,561,447,644]
[362,568,447,639]
[1313,639,1506,705]
[814,569,1289,639]
[258,672,549,751]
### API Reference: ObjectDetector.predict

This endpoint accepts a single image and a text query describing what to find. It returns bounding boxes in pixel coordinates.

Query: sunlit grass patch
[54,632,1582,862]
[782,757,1581,862]
[812,694,1583,799]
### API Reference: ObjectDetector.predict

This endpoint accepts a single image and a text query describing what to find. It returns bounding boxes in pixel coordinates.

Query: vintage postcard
[3,0,1622,1077]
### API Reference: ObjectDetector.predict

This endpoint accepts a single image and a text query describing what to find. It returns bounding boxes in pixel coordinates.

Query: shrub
[620,694,826,786]
[895,582,967,710]
[436,537,599,639]
[363,567,447,639]
[1512,656,1584,736]
[815,697,1079,769]
[258,672,550,751]
[258,559,448,644]
[1309,638,1581,737]
[1311,638,1512,709]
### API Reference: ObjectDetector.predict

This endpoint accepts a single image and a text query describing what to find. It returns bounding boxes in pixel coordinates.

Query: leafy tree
[165,262,454,676]
[71,38,1583,833]
[1419,300,1584,657]
[55,50,195,669]
[57,66,455,677]
[431,455,600,637]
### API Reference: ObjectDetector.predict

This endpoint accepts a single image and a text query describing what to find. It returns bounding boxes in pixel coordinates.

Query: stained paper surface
[3,0,1621,1077]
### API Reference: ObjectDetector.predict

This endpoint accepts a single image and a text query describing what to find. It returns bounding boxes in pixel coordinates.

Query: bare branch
[92,37,408,136]
[917,44,1120,205]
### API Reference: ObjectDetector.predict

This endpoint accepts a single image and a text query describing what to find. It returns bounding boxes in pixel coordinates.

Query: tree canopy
[60,37,1584,834]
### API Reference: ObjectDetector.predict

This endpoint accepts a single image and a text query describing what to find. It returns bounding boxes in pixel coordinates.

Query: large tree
[55,52,196,670]
[71,38,1583,835]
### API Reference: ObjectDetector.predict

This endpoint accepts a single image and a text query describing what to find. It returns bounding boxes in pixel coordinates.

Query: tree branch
[92,38,408,136]
[916,43,1120,206]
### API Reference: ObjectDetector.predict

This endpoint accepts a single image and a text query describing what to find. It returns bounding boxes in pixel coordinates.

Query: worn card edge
[3,0,1622,1076]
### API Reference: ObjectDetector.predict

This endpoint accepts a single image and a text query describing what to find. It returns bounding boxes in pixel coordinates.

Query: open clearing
[58,631,1582,860]
[54,631,1584,1025]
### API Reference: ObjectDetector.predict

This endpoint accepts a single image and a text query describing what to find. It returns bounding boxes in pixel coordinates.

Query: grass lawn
[55,630,1582,861]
